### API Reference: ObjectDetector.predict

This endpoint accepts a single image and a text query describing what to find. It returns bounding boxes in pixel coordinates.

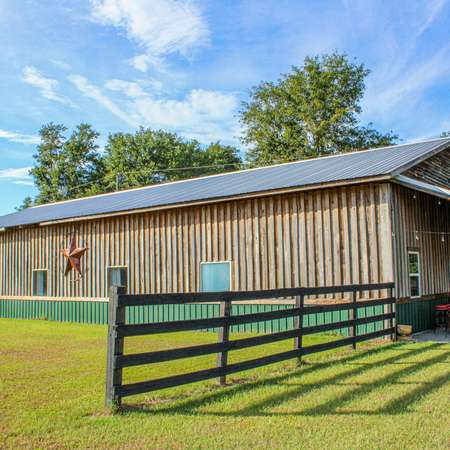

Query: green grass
[0,319,449,450]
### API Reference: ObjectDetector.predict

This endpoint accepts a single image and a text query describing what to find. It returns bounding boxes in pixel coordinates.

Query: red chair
[434,304,450,333]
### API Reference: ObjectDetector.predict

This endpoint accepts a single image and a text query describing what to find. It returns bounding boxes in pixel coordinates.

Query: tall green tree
[30,123,103,204]
[103,128,242,190]
[30,123,66,204]
[240,52,397,165]
[59,124,104,198]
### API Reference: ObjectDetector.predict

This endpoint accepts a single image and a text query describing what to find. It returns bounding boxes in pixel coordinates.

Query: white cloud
[0,167,33,185]
[12,180,35,186]
[0,130,40,145]
[90,0,209,71]
[74,73,238,142]
[124,86,239,142]
[129,54,160,72]
[105,79,148,98]
[22,66,73,105]
[68,74,139,127]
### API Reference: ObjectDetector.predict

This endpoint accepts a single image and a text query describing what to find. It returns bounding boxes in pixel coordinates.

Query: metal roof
[1,138,449,229]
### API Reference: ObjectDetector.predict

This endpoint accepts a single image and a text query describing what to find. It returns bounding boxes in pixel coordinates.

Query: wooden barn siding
[391,184,450,299]
[0,183,394,300]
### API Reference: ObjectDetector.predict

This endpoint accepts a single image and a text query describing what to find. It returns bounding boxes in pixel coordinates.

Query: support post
[105,285,126,411]
[351,290,357,350]
[217,299,231,386]
[388,286,397,341]
[294,295,304,365]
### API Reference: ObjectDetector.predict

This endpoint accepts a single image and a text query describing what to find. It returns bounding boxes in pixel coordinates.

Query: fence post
[351,290,357,350]
[105,285,126,411]
[217,299,231,386]
[294,295,304,365]
[388,286,397,341]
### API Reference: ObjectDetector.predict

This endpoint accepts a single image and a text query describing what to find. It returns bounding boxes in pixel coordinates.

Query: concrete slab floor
[413,329,450,343]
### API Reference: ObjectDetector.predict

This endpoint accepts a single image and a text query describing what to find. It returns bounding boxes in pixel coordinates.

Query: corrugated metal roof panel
[1,138,449,228]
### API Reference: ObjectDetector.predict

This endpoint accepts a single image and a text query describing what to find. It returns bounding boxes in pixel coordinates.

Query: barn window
[201,262,231,292]
[408,251,421,298]
[32,270,48,296]
[107,266,128,293]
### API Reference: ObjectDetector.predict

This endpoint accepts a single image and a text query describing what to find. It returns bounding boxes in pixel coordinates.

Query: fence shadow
[121,342,449,418]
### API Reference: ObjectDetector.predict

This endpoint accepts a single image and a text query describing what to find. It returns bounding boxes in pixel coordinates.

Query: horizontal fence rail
[105,282,395,409]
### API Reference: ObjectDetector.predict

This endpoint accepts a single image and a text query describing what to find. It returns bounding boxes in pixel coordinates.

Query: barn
[0,138,449,333]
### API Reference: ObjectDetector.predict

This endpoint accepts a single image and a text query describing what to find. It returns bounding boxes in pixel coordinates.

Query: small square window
[201,262,231,292]
[408,253,419,275]
[32,270,47,296]
[107,267,128,292]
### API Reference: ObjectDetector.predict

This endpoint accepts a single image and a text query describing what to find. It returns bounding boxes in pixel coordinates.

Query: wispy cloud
[417,0,447,38]
[0,167,33,185]
[105,79,148,98]
[0,129,40,145]
[364,45,450,116]
[68,74,139,127]
[90,0,209,72]
[68,72,239,142]
[105,78,239,142]
[22,66,73,106]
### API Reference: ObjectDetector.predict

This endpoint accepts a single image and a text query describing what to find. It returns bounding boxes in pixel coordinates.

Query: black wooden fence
[105,282,395,408]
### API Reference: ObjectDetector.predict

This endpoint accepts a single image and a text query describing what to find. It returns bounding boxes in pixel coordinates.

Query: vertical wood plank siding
[391,184,450,299]
[0,183,394,300]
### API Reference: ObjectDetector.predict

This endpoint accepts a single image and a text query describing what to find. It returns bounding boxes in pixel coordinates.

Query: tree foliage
[240,52,397,165]
[102,128,242,190]
[30,123,103,205]
[16,196,33,211]
[23,125,242,207]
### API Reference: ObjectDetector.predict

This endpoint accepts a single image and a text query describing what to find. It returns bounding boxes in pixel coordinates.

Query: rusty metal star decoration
[62,235,88,278]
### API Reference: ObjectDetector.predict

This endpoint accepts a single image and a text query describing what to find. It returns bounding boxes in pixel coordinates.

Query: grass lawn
[0,319,449,449]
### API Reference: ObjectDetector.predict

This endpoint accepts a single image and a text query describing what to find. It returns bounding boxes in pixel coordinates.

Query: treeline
[21,124,242,208]
[20,52,399,210]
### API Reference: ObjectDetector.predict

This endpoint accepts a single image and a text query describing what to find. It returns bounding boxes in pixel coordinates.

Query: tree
[441,131,450,138]
[59,124,104,198]
[30,123,66,204]
[199,142,243,175]
[103,128,242,190]
[240,52,397,165]
[30,123,103,204]
[16,196,33,211]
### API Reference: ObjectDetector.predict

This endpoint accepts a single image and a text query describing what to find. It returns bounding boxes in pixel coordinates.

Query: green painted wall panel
[396,297,449,333]
[0,299,394,336]
[4,298,445,334]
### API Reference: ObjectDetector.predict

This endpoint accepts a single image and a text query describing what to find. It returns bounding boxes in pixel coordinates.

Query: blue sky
[0,0,449,214]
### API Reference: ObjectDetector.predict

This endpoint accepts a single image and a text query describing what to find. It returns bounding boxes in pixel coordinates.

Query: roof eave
[392,175,450,200]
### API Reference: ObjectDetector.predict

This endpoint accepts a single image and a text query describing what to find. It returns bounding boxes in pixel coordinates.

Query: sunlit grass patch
[1,319,449,450]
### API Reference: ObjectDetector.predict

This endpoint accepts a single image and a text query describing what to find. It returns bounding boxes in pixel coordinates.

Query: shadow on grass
[122,342,449,418]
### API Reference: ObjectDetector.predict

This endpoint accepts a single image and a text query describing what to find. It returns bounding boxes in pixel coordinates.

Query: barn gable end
[403,148,450,189]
